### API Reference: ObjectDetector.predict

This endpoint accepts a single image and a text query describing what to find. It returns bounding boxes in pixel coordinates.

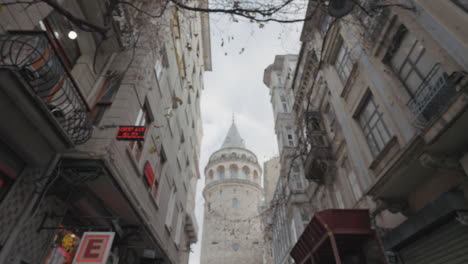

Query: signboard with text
[72,232,115,264]
[116,126,146,141]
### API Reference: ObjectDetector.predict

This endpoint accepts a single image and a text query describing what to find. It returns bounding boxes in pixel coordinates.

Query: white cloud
[189,14,301,264]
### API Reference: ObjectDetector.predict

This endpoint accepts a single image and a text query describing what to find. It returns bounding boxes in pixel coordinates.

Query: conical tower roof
[220,121,245,149]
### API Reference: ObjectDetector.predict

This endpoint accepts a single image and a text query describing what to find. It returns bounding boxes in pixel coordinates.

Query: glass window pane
[376,121,391,144]
[406,71,424,94]
[372,129,385,150]
[409,41,424,62]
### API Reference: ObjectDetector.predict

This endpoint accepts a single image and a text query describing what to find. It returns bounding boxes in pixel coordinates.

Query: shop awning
[290,209,374,264]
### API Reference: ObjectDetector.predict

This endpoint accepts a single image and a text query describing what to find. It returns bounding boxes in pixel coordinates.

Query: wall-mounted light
[68,31,77,40]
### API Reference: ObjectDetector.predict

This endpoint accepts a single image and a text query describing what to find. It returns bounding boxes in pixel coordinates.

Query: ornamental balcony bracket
[0,31,92,145]
[303,111,335,184]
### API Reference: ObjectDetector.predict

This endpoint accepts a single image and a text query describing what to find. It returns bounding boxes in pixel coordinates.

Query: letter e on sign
[73,232,115,264]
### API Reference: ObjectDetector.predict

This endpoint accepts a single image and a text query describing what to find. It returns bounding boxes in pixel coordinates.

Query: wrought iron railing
[0,32,92,144]
[407,63,457,126]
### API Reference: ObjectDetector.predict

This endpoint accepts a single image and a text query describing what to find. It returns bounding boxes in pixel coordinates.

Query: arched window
[208,170,214,182]
[217,166,225,180]
[241,154,247,160]
[241,166,250,180]
[253,170,259,183]
[232,242,240,251]
[232,198,238,208]
[230,164,238,179]
[231,152,236,158]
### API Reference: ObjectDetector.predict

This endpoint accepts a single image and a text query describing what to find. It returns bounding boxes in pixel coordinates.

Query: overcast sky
[189,14,302,264]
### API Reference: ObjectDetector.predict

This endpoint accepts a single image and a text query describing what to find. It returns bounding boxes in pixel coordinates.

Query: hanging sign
[73,232,115,264]
[116,126,146,141]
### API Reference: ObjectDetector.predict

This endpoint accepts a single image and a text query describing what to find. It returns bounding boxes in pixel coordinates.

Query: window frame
[356,94,392,157]
[334,39,355,85]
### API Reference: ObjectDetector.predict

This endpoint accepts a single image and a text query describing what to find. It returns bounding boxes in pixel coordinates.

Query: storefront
[290,209,386,264]
[382,191,468,264]
[0,158,169,264]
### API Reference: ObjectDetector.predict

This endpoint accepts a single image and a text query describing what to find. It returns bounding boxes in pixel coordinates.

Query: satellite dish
[328,0,355,18]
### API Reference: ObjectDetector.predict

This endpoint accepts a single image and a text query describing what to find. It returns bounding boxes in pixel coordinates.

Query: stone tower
[200,121,264,264]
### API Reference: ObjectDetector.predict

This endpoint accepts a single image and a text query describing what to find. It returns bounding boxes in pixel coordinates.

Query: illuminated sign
[144,161,155,187]
[116,126,146,141]
[73,232,115,264]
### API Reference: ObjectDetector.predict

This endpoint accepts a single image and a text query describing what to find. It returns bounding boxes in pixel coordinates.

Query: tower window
[232,243,240,251]
[232,198,238,208]
[230,164,238,179]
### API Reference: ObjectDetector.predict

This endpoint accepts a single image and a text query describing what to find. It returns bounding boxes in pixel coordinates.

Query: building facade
[0,1,211,263]
[266,1,468,263]
[263,55,313,264]
[200,122,264,264]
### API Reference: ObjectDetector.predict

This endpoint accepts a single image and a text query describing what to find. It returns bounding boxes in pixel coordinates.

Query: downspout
[0,154,61,263]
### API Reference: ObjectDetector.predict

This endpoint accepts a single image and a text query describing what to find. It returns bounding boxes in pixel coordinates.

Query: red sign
[73,232,115,264]
[144,161,156,187]
[116,126,146,141]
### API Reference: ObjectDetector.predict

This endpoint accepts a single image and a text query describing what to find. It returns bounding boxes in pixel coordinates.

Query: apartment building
[0,1,211,263]
[285,1,468,263]
[263,55,314,264]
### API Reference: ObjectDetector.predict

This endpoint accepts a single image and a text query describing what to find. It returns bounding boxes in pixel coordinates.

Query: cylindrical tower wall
[200,147,264,264]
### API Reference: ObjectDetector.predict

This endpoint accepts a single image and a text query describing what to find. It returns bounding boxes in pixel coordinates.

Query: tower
[200,121,264,264]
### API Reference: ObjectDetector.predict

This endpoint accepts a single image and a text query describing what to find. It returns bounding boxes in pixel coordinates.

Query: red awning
[290,209,375,264]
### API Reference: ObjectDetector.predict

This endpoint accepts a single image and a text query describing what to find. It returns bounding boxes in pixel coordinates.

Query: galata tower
[200,121,264,264]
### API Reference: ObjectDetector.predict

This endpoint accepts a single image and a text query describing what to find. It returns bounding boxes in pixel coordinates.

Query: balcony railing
[0,32,92,144]
[407,64,460,127]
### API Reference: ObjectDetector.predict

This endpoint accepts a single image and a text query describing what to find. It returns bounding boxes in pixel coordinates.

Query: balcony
[0,32,92,145]
[407,64,465,127]
[303,112,334,184]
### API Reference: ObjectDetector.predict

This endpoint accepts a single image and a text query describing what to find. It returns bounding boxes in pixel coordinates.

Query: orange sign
[72,232,115,264]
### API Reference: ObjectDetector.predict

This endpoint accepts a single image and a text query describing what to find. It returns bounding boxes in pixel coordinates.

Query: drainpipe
[0,154,61,263]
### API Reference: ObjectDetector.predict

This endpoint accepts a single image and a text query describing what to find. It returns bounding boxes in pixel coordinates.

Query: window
[232,198,238,208]
[343,157,362,201]
[154,59,163,80]
[292,164,303,190]
[285,126,295,146]
[130,105,151,161]
[174,204,184,246]
[334,39,354,84]
[230,164,238,179]
[242,166,249,180]
[357,95,392,156]
[280,96,289,112]
[152,149,167,201]
[208,170,214,182]
[390,29,446,106]
[91,75,122,125]
[232,243,240,251]
[334,185,345,209]
[218,166,225,180]
[452,0,468,12]
[43,11,81,69]
[165,185,177,231]
[253,171,259,183]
